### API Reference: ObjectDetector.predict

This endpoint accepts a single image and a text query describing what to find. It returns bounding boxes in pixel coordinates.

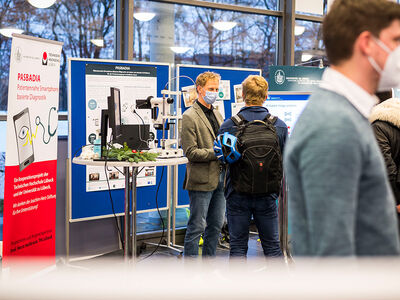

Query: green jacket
[181,101,224,191]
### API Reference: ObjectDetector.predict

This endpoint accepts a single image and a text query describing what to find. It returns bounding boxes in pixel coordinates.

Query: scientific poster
[181,84,197,107]
[218,80,231,100]
[231,102,245,116]
[265,94,309,135]
[85,64,157,192]
[233,84,243,103]
[214,100,225,119]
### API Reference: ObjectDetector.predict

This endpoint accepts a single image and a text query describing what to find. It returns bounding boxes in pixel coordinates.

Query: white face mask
[367,37,400,92]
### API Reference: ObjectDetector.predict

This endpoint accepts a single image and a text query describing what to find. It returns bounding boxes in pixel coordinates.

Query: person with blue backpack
[215,75,288,258]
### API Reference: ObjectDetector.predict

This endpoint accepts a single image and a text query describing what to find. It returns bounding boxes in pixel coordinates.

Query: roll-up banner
[3,34,63,260]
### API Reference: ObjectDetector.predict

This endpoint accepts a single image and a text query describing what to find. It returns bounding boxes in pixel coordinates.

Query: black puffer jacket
[370,98,400,205]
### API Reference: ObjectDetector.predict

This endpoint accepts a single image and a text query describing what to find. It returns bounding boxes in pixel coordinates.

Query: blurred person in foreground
[284,0,400,256]
[181,71,225,257]
[370,94,400,233]
[217,75,288,258]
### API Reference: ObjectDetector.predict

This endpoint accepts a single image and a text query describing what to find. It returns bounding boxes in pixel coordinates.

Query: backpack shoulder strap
[263,113,278,125]
[231,113,246,126]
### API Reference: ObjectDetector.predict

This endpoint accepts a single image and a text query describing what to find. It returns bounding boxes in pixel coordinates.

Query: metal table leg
[124,167,131,261]
[172,165,177,246]
[279,175,292,263]
[171,165,183,251]
[167,166,171,246]
[131,167,138,260]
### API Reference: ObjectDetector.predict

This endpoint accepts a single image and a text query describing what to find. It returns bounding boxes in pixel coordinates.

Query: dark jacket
[218,106,288,199]
[370,98,400,205]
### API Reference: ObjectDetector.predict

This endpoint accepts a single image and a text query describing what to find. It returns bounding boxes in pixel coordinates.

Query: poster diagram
[231,102,245,116]
[218,80,231,100]
[181,84,197,107]
[234,84,243,103]
[85,64,157,192]
[214,100,225,119]
[265,94,309,135]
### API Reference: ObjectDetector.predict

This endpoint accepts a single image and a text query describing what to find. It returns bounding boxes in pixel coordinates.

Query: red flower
[132,150,137,153]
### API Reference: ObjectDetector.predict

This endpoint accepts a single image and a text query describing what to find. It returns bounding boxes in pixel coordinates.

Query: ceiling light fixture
[0,28,24,38]
[212,21,237,31]
[295,25,305,36]
[90,39,104,48]
[133,12,156,22]
[170,46,192,54]
[301,53,313,62]
[27,0,56,9]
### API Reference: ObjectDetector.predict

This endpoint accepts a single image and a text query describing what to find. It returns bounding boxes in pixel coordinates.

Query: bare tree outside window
[294,20,327,67]
[0,0,114,112]
[133,1,278,77]
[197,0,278,10]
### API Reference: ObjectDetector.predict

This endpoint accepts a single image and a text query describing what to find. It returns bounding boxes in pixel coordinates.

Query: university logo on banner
[3,34,63,261]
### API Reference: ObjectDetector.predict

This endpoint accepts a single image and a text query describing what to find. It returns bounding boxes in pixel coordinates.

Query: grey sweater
[284,88,400,256]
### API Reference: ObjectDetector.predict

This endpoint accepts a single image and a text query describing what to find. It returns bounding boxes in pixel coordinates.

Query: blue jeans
[184,172,226,257]
[227,193,282,258]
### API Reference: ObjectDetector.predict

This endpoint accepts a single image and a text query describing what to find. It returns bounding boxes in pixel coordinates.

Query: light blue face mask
[203,91,218,104]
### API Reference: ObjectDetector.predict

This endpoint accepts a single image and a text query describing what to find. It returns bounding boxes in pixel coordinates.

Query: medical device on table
[136,89,183,158]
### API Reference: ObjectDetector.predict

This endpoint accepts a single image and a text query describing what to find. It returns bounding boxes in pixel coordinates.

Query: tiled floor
[66,233,266,268]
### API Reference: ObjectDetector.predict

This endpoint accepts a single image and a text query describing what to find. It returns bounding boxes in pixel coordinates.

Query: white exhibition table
[72,156,188,261]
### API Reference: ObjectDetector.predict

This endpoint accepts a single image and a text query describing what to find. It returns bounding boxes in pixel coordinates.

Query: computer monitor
[100,87,150,158]
[107,87,122,140]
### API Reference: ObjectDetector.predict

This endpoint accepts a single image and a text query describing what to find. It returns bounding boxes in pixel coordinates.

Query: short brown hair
[195,71,221,88]
[323,0,400,65]
[242,75,268,106]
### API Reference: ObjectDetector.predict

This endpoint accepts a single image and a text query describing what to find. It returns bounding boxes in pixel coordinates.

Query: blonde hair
[242,75,268,106]
[195,71,221,88]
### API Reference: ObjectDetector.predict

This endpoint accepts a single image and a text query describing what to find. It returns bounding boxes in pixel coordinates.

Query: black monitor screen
[108,87,121,139]
[113,88,121,126]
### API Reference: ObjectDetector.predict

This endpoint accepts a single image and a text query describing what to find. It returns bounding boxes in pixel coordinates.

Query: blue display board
[176,64,261,206]
[68,58,170,221]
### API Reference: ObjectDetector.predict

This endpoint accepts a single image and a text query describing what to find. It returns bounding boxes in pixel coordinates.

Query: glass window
[294,20,328,67]
[296,0,326,16]
[197,0,278,10]
[134,1,278,77]
[0,0,114,112]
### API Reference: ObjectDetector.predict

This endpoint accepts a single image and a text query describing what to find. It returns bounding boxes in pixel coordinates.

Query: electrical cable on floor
[102,142,146,252]
[72,140,124,249]
[138,166,165,262]
[104,135,124,250]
